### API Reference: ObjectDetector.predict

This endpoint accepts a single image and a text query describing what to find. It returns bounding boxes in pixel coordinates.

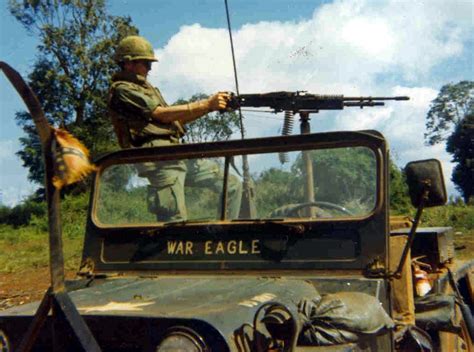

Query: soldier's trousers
[144,159,242,222]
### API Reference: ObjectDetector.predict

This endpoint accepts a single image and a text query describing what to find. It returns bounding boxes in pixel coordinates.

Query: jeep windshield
[93,134,379,227]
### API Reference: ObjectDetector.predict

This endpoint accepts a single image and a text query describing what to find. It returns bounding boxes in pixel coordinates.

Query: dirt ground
[0,268,77,310]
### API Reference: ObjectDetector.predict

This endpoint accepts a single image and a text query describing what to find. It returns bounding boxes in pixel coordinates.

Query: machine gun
[227,91,409,114]
[227,91,410,217]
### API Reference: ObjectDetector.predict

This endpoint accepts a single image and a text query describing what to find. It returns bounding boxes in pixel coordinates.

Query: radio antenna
[224,0,256,218]
[224,0,246,139]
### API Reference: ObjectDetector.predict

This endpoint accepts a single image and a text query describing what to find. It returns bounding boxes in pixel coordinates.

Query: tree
[446,114,474,203]
[389,160,411,214]
[306,147,377,209]
[254,167,300,217]
[425,81,473,146]
[173,94,241,143]
[424,81,473,203]
[9,0,138,186]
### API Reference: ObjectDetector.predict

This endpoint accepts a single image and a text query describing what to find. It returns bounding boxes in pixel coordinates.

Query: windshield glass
[95,146,377,225]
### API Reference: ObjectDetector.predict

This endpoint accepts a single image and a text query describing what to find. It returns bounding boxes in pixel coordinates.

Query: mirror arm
[392,181,431,278]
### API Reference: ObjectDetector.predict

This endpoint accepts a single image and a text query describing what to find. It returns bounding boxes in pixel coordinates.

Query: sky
[0,0,473,206]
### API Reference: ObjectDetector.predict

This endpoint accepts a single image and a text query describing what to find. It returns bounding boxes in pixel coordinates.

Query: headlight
[0,330,10,352]
[156,327,206,352]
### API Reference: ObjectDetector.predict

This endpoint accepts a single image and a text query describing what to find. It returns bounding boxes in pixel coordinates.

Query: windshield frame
[90,130,386,229]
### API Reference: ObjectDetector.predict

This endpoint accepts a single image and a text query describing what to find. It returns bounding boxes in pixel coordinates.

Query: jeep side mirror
[405,159,447,208]
[391,159,448,278]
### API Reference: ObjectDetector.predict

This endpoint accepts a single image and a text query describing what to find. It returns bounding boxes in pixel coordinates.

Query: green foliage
[96,185,154,224]
[0,193,88,272]
[185,188,221,220]
[446,114,474,203]
[60,192,90,238]
[0,222,83,272]
[0,199,46,228]
[8,0,138,186]
[254,168,300,217]
[252,150,412,217]
[309,148,376,210]
[422,202,474,231]
[174,94,241,143]
[253,147,378,217]
[94,164,154,224]
[425,81,473,205]
[425,81,473,146]
[389,160,412,214]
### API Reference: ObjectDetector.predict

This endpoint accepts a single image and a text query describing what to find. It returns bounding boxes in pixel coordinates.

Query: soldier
[108,35,242,222]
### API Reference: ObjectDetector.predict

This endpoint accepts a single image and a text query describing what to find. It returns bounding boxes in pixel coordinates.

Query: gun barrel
[343,96,410,101]
[344,102,385,107]
[227,92,410,112]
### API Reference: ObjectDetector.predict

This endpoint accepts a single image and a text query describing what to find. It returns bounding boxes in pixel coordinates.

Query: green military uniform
[108,71,242,222]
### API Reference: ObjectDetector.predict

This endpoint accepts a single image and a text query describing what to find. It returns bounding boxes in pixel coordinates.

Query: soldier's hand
[208,92,231,112]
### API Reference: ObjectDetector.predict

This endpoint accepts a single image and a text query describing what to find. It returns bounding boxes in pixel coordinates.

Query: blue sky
[0,0,473,206]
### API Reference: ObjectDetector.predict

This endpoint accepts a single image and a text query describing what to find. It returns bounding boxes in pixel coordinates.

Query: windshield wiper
[163,218,214,226]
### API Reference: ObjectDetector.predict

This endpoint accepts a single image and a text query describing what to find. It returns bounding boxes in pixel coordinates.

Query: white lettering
[169,240,261,256]
[167,241,178,254]
[251,240,260,254]
[204,241,213,255]
[185,241,193,255]
[238,241,248,254]
[215,241,225,254]
[227,240,237,254]
[167,241,193,255]
[176,241,185,255]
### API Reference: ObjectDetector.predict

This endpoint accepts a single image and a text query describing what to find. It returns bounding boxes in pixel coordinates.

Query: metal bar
[0,62,99,351]
[300,112,316,218]
[17,289,52,352]
[220,157,230,220]
[393,188,428,277]
[53,292,101,351]
[45,137,66,292]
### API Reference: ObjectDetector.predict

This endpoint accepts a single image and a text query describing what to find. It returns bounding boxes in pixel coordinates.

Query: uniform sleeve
[111,84,162,120]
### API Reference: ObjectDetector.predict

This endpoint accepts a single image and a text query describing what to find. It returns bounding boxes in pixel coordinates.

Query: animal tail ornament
[0,61,96,189]
[51,128,96,189]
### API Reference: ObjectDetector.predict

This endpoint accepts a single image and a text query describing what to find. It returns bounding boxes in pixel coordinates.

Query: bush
[0,199,46,227]
[422,202,474,231]
[60,192,89,238]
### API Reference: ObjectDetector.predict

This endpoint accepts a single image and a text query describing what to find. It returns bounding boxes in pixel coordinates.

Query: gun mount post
[300,112,316,218]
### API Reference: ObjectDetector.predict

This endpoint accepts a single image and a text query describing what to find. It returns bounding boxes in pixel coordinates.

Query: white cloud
[0,140,16,159]
[150,0,471,100]
[147,0,471,198]
[0,139,33,207]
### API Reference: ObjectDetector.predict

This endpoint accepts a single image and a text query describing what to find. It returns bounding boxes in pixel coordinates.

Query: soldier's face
[127,60,152,77]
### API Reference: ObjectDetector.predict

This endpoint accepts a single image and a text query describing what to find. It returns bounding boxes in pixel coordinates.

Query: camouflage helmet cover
[115,36,157,63]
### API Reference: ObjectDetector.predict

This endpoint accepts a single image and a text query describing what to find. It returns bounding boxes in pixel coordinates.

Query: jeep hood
[3,277,318,344]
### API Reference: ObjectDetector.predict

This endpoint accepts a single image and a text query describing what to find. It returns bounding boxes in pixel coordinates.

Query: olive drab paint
[114,35,158,63]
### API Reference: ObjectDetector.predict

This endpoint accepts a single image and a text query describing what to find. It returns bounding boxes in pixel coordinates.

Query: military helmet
[115,36,157,63]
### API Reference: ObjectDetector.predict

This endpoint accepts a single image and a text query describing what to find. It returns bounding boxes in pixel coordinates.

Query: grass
[0,224,83,273]
[0,192,88,273]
